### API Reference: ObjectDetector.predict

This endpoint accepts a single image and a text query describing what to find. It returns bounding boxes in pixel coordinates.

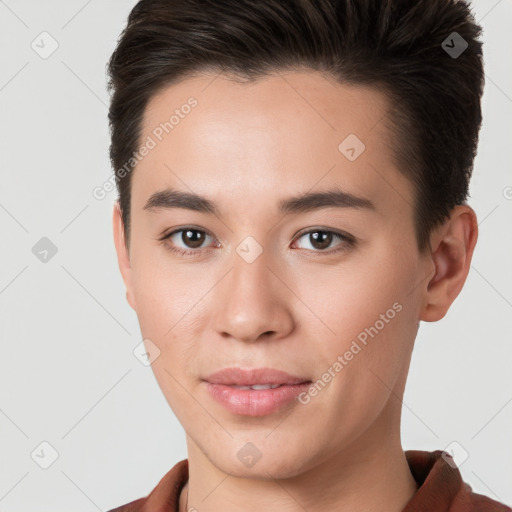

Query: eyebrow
[143,187,376,215]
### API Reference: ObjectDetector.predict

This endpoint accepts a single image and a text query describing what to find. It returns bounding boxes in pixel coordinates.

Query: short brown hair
[107,0,484,252]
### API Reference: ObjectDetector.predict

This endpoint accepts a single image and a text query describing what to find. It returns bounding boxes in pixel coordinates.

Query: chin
[207,443,315,481]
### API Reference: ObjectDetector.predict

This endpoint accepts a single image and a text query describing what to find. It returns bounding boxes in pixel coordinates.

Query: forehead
[133,70,412,218]
[141,70,390,153]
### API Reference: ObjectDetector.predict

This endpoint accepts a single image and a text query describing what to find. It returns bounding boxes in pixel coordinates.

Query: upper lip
[203,367,311,386]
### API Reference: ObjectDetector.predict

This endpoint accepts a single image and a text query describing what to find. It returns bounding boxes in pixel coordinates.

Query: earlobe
[420,205,478,322]
[112,201,137,311]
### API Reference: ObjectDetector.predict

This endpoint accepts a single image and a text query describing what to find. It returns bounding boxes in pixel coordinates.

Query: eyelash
[158,226,355,258]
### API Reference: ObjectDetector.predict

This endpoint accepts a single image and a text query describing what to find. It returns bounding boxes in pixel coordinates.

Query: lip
[203,367,310,386]
[202,367,312,416]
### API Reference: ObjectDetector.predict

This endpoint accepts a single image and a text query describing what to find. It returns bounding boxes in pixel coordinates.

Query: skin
[112,70,478,512]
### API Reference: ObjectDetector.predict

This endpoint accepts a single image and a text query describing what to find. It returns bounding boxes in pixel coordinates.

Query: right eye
[160,227,219,257]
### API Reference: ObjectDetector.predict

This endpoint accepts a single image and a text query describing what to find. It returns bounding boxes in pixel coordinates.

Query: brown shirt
[108,450,511,512]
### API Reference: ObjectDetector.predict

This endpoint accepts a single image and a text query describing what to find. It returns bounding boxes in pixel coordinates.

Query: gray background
[0,0,511,510]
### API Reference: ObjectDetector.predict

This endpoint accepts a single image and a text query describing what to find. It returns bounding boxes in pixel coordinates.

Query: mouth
[202,367,313,416]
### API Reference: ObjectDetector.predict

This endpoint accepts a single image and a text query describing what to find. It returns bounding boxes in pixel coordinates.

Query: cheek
[129,244,198,337]
[304,246,417,392]
[298,251,411,346]
[129,250,202,414]
[128,247,213,385]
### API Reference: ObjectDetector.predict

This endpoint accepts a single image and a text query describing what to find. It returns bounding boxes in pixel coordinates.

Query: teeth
[251,384,276,390]
[232,384,282,390]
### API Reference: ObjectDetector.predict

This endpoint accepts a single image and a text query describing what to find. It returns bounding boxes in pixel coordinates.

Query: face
[114,70,433,479]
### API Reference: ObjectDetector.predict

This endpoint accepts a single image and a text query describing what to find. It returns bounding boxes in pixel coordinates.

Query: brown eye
[180,229,206,248]
[294,229,354,253]
[308,231,333,250]
[161,227,216,256]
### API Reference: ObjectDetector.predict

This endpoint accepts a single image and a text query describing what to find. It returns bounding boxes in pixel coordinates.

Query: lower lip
[204,381,312,416]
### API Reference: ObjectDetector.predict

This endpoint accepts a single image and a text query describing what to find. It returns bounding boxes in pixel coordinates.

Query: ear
[112,201,137,311]
[419,204,478,322]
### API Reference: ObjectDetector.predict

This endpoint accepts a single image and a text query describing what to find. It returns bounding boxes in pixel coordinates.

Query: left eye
[293,229,352,252]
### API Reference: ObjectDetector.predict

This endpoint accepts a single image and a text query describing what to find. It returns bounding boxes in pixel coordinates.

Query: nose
[211,242,295,344]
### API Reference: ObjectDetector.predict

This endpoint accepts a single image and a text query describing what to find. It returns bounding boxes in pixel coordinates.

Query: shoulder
[404,450,511,512]
[106,459,189,512]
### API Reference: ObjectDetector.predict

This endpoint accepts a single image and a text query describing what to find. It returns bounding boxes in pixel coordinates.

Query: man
[106,0,511,510]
